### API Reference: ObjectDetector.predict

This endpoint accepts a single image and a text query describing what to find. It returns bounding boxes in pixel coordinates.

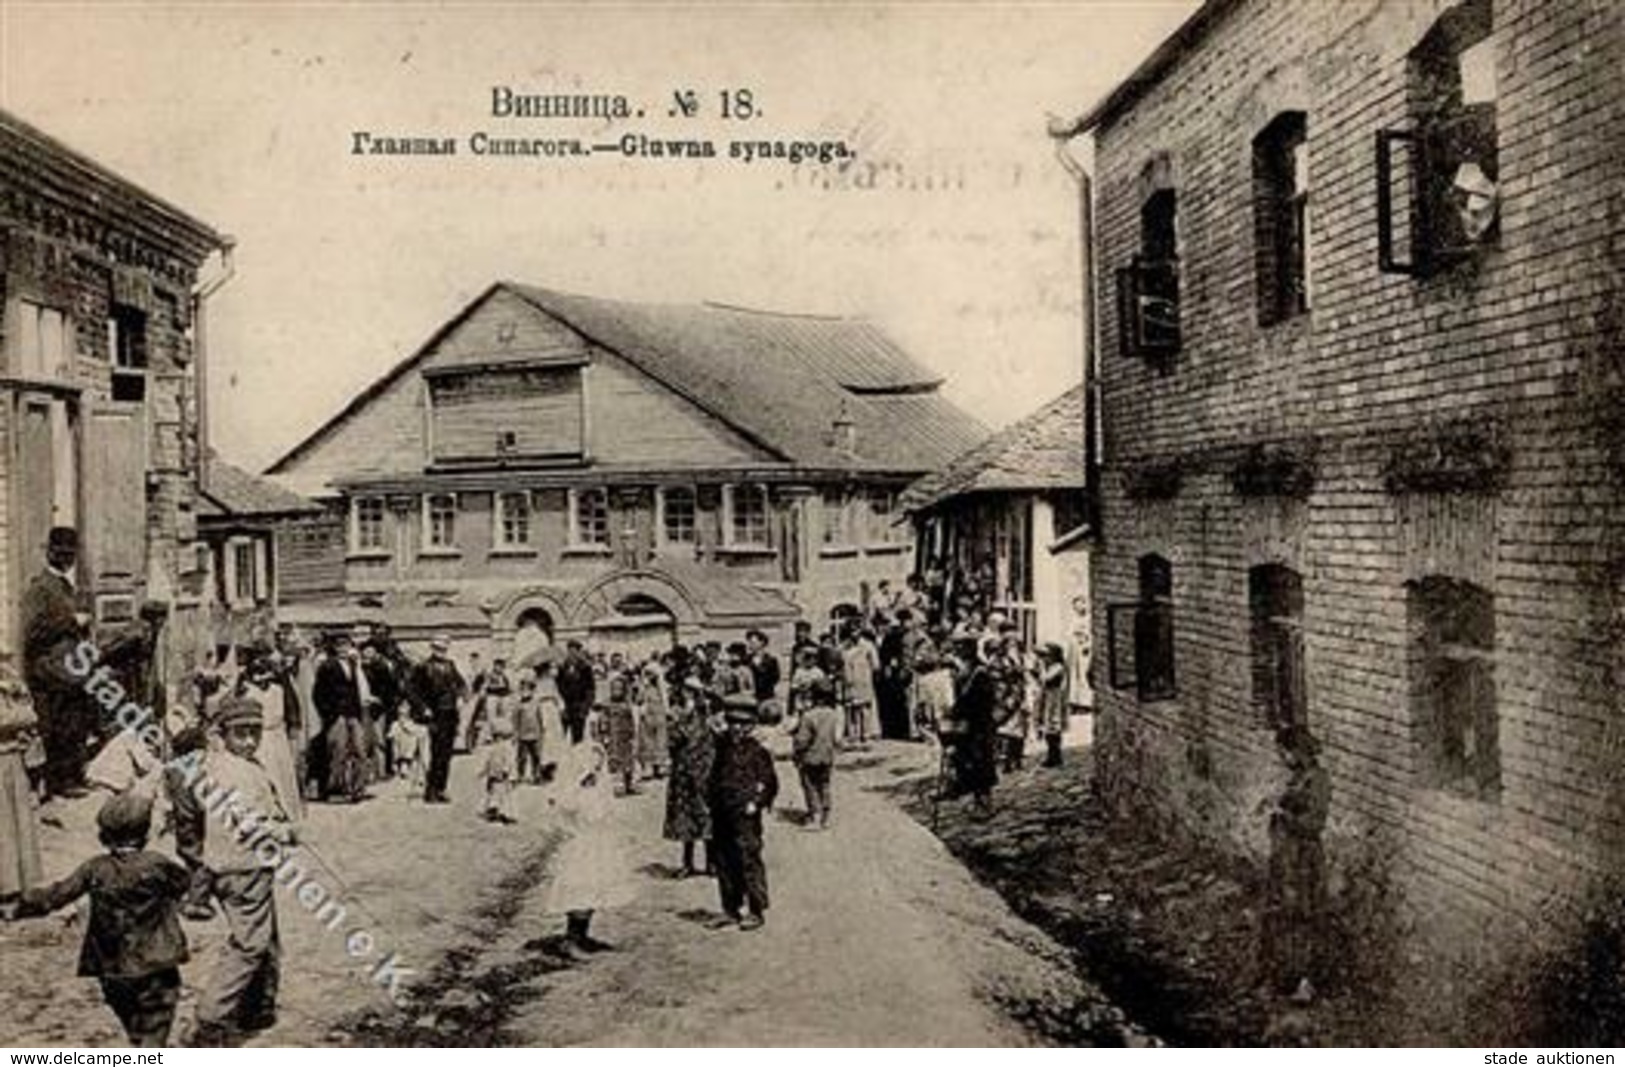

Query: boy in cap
[707,693,779,930]
[790,677,841,829]
[191,695,298,1045]
[2,792,190,1046]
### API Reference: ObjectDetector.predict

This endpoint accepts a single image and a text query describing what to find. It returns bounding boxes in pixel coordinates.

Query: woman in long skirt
[602,675,640,796]
[0,663,42,898]
[662,676,715,877]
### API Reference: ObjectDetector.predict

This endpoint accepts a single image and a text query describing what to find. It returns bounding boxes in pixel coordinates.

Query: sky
[0,1,1197,473]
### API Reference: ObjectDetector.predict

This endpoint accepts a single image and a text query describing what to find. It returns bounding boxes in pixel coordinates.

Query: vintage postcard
[0,0,1620,1050]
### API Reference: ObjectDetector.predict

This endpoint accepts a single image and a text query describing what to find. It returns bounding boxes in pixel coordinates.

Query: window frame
[1408,575,1500,800]
[350,495,389,555]
[1253,112,1312,326]
[10,298,70,380]
[723,482,772,550]
[656,485,698,549]
[422,492,459,553]
[494,490,533,550]
[1377,0,1498,277]
[567,486,611,549]
[1105,553,1177,702]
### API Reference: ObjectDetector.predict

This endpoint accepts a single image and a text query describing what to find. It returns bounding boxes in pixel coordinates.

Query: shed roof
[901,384,1085,514]
[198,456,320,519]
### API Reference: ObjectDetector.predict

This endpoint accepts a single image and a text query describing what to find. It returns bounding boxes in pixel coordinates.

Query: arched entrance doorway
[587,593,677,660]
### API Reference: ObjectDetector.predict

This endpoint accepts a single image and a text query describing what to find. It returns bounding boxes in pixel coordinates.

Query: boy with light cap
[2,792,190,1046]
[190,694,298,1045]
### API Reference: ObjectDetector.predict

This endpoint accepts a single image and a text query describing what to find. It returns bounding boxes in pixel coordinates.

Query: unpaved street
[2,741,1116,1047]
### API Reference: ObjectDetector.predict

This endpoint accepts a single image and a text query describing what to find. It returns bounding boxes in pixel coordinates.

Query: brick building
[1053,0,1625,1039]
[0,107,231,683]
[267,283,985,659]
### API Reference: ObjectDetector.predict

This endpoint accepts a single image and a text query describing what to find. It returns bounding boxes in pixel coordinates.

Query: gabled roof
[901,384,1085,515]
[198,456,320,519]
[268,282,987,479]
[0,107,227,261]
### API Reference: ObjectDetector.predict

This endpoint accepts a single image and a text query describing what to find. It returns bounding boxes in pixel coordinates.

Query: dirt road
[3,741,1116,1047]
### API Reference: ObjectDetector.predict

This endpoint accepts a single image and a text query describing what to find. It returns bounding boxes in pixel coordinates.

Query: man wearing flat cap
[21,526,94,798]
[193,694,297,1044]
[706,692,779,930]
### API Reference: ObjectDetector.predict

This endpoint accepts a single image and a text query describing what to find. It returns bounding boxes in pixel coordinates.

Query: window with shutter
[1377,0,1498,276]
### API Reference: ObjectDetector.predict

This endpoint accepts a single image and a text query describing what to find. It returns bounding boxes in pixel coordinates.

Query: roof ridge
[700,300,851,322]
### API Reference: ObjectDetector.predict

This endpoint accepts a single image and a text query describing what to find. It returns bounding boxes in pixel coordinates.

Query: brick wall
[1089,0,1625,1039]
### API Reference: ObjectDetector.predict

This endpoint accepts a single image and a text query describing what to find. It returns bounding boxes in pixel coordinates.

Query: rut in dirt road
[331,835,568,1047]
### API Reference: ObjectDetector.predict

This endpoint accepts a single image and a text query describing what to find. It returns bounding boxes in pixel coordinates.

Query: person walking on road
[556,641,595,746]
[790,678,841,829]
[408,636,466,804]
[707,694,779,930]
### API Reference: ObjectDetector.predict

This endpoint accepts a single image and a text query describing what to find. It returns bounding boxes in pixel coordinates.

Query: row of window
[1118,0,1498,368]
[350,485,905,556]
[1109,555,1499,801]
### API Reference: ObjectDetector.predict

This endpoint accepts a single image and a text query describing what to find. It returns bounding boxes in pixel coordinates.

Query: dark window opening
[1118,188,1181,367]
[109,305,148,402]
[1250,564,1306,731]
[1378,0,1498,275]
[1408,576,1499,799]
[1254,112,1311,325]
[1107,553,1177,701]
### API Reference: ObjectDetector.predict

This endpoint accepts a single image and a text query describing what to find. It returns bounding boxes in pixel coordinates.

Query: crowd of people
[0,525,1099,1047]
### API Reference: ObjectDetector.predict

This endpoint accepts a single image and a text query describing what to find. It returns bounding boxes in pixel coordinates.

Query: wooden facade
[269,284,980,654]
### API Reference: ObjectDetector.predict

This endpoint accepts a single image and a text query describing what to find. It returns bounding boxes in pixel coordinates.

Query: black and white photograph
[0,0,1621,1050]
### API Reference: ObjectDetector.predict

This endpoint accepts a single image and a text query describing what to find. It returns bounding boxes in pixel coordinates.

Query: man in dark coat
[311,632,367,801]
[408,635,466,803]
[707,695,779,930]
[745,629,781,722]
[555,640,595,745]
[947,635,998,813]
[21,526,93,798]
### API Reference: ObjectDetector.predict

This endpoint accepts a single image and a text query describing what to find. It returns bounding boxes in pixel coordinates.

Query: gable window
[10,299,68,379]
[1408,576,1499,799]
[1377,0,1498,275]
[351,496,387,554]
[1117,188,1181,368]
[724,483,771,548]
[424,493,458,551]
[1250,564,1307,730]
[570,487,610,547]
[1254,113,1311,325]
[657,486,697,547]
[495,491,532,548]
[1106,553,1177,701]
[107,304,149,403]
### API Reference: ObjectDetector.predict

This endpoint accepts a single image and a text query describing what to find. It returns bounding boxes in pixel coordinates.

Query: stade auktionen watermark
[62,640,416,1005]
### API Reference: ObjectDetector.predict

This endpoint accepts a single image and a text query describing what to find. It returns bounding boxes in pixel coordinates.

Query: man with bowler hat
[707,693,779,930]
[21,526,93,798]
